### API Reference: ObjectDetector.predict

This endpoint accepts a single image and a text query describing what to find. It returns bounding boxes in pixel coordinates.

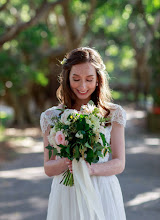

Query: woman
[40,47,127,220]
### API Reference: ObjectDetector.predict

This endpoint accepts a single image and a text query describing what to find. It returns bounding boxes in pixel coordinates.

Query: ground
[0,103,160,220]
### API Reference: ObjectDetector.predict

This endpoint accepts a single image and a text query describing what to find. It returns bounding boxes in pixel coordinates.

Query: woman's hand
[66,158,94,176]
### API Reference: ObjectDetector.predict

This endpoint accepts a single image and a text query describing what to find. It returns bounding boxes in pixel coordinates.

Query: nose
[79,81,87,90]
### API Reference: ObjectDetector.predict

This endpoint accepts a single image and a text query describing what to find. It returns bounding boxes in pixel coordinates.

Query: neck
[73,99,90,111]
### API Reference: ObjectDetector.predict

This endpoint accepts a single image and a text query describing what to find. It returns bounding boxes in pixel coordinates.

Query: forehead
[70,62,96,76]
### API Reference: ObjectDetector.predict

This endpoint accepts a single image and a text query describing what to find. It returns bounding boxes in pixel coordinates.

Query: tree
[0,0,97,125]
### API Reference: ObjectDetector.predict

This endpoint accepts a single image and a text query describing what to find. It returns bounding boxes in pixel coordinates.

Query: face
[69,62,98,104]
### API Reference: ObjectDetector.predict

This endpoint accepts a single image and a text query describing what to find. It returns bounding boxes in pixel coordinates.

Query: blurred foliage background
[0,0,159,127]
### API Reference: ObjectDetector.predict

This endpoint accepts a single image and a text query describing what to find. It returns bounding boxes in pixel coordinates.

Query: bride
[40,47,127,220]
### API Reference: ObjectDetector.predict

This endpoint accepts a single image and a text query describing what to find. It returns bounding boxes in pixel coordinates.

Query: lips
[77,90,88,95]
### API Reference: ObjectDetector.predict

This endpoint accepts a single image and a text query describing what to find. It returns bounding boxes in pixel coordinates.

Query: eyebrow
[72,74,94,77]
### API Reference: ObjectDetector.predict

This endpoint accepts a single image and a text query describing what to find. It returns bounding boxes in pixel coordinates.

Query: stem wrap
[72,158,105,220]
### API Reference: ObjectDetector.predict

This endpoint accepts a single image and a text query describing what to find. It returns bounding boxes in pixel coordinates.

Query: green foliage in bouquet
[46,101,112,186]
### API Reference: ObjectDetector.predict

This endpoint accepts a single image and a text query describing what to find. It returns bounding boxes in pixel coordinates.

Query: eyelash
[73,79,93,82]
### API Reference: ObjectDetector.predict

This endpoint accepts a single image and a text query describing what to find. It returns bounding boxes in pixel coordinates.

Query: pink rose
[55,131,67,146]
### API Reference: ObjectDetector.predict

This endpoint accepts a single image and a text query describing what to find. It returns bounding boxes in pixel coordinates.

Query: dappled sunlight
[27,197,48,209]
[0,196,48,209]
[8,137,44,154]
[126,145,160,155]
[0,196,48,220]
[126,136,160,155]
[0,166,46,180]
[0,199,26,209]
[0,212,23,220]
[144,138,160,146]
[4,127,42,137]
[126,110,146,120]
[125,188,160,207]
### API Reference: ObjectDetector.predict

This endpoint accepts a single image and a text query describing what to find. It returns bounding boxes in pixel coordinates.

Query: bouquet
[46,101,111,186]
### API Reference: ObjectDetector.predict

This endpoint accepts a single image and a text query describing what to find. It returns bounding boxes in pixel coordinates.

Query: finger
[66,160,72,165]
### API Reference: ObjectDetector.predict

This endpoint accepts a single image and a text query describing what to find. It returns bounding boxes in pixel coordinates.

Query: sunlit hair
[56,47,113,120]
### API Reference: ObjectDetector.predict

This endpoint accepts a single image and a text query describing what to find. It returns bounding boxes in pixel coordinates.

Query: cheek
[70,81,77,89]
[89,81,96,89]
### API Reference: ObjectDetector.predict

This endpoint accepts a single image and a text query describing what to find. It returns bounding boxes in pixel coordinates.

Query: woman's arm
[91,122,125,176]
[43,126,68,177]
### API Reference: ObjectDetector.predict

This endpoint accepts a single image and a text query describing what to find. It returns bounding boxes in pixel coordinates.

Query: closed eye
[73,79,93,82]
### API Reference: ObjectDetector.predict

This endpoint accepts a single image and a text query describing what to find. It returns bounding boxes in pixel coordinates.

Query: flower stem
[63,170,71,186]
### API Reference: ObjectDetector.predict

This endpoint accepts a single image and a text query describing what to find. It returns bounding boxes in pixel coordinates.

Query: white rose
[60,109,78,125]
[90,115,100,130]
[86,118,92,127]
[47,132,61,153]
[47,127,57,146]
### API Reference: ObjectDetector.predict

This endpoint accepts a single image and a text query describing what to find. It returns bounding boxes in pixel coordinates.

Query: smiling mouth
[77,90,88,95]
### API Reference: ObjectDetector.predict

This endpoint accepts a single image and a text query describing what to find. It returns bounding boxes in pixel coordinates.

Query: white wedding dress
[40,102,127,220]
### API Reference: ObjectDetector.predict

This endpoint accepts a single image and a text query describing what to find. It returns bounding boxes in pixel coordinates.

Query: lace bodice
[40,103,127,163]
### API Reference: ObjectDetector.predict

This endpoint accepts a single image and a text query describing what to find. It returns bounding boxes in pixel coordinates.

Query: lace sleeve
[111,105,127,127]
[40,112,49,134]
[40,106,59,134]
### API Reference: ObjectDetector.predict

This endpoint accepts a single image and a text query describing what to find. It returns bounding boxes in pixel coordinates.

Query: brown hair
[56,47,113,123]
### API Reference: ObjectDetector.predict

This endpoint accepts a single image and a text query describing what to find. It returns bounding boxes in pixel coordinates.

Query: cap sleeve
[111,105,127,127]
[40,106,59,134]
[40,112,49,134]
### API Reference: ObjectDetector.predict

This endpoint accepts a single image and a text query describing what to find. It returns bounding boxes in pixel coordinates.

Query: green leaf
[108,147,112,153]
[59,144,66,148]
[86,149,94,161]
[65,146,70,154]
[81,130,86,134]
[97,151,103,157]
[100,133,107,146]
[106,142,110,146]
[49,150,52,159]
[94,142,104,151]
[103,148,108,156]
[74,145,80,159]
[56,108,64,112]
[95,145,104,151]
[85,142,92,149]
[46,145,53,150]
[35,72,48,86]
[53,148,58,156]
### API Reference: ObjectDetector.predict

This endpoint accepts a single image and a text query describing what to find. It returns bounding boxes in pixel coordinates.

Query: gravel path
[0,104,160,220]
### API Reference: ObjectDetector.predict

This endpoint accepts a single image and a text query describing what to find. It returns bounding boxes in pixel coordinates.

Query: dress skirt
[46,173,126,220]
